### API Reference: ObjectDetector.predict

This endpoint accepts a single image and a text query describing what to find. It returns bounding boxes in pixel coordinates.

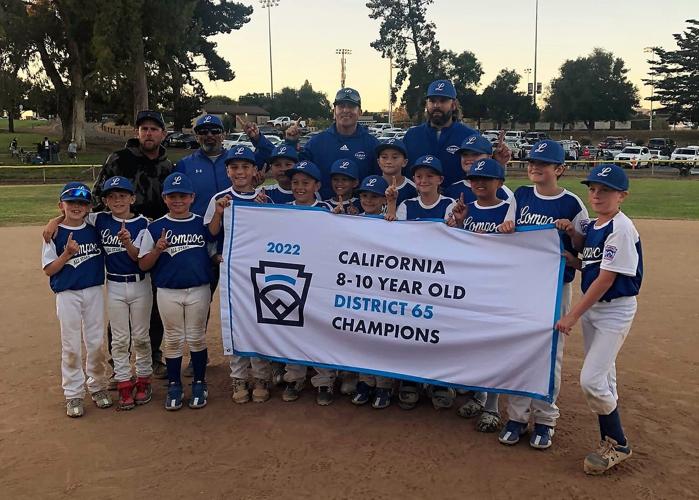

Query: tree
[544,48,639,131]
[239,81,331,119]
[647,20,699,128]
[480,70,537,129]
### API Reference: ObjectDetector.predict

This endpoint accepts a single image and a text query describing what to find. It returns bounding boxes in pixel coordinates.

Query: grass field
[1,177,697,227]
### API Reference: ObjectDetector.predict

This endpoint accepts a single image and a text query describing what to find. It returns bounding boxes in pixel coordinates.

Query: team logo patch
[251,261,312,327]
[603,245,617,261]
[354,151,366,160]
[446,145,459,154]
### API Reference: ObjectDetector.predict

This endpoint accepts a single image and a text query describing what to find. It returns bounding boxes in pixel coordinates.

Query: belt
[107,272,146,283]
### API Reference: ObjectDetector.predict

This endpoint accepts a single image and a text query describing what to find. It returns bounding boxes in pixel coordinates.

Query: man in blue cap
[282,88,381,199]
[404,79,510,188]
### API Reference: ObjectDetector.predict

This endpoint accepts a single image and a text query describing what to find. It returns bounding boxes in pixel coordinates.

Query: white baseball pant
[284,364,336,388]
[507,281,572,427]
[358,373,394,389]
[157,285,211,358]
[580,296,637,415]
[229,355,272,381]
[107,276,153,381]
[55,286,109,399]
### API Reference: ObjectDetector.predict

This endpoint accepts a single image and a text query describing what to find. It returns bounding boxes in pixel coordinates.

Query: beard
[200,141,223,156]
[427,108,452,127]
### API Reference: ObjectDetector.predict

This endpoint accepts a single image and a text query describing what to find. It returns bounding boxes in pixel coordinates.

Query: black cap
[333,88,361,107]
[135,110,165,129]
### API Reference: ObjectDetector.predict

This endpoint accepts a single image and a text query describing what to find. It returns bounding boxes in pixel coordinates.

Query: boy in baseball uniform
[375,139,416,206]
[556,164,642,475]
[42,183,112,417]
[325,159,362,214]
[264,144,298,204]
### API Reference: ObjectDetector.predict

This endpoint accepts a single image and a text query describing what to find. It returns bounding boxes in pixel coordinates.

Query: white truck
[267,116,306,128]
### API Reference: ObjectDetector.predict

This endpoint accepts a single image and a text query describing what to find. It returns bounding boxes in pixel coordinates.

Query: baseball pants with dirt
[229,356,272,380]
[284,364,336,388]
[358,373,394,389]
[157,285,211,359]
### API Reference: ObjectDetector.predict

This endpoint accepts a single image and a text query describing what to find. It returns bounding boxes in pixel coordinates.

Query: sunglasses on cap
[197,128,223,136]
[60,186,92,202]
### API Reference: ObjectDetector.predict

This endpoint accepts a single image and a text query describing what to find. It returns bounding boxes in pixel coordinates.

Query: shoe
[530,423,555,449]
[584,437,632,475]
[316,386,334,406]
[498,420,528,445]
[165,383,183,411]
[271,364,285,386]
[457,397,484,418]
[340,373,358,395]
[282,381,304,402]
[372,388,392,409]
[134,376,152,405]
[189,380,208,409]
[231,378,250,404]
[476,411,502,433]
[152,359,168,380]
[117,381,136,411]
[66,398,84,418]
[431,386,456,410]
[351,381,372,405]
[252,378,270,403]
[398,381,420,410]
[91,390,113,409]
[183,360,194,378]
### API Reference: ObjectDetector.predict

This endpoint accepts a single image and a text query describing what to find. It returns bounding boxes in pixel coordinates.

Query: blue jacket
[297,124,380,199]
[403,121,479,188]
[174,135,275,217]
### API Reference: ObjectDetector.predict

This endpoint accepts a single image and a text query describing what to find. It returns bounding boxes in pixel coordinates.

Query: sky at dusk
[199,0,697,112]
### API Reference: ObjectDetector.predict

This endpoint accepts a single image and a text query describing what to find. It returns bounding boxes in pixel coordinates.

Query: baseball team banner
[220,203,564,401]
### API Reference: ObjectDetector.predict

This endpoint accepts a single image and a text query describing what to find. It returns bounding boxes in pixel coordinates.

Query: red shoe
[134,376,152,405]
[117,380,135,410]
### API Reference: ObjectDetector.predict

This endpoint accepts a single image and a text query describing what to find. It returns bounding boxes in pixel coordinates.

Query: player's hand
[117,219,131,244]
[384,213,397,222]
[446,216,457,227]
[253,168,266,188]
[43,216,63,243]
[346,202,359,215]
[562,250,582,270]
[554,218,575,237]
[555,313,578,335]
[243,121,260,142]
[285,124,301,142]
[215,195,233,214]
[333,195,345,214]
[213,254,223,264]
[155,228,169,252]
[385,176,398,202]
[493,130,511,166]
[497,220,515,234]
[64,232,79,256]
[254,188,268,204]
[450,193,467,227]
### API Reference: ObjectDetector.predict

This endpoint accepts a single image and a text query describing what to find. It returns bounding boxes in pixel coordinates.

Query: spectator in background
[68,139,78,164]
[10,137,18,158]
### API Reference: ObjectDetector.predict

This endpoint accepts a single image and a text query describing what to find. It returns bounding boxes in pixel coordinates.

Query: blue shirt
[287,200,332,211]
[462,201,510,234]
[510,185,590,283]
[91,212,148,275]
[391,177,418,205]
[581,211,643,301]
[296,124,381,199]
[265,183,295,204]
[445,180,513,205]
[324,196,362,213]
[403,121,479,187]
[397,195,456,221]
[42,223,105,293]
[137,214,213,289]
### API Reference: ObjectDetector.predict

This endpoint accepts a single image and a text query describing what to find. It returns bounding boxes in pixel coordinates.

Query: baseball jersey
[324,196,362,213]
[462,201,510,234]
[288,200,332,211]
[89,212,148,275]
[390,177,418,205]
[581,211,643,301]
[42,223,105,293]
[265,183,295,204]
[396,195,456,221]
[445,180,514,205]
[137,214,213,289]
[204,187,269,254]
[509,185,589,283]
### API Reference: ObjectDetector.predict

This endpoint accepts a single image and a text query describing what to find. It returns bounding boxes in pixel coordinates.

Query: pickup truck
[267,116,307,128]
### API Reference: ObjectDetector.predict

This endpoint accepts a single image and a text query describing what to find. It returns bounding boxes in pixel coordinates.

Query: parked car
[614,146,651,168]
[165,133,199,149]
[524,132,548,144]
[670,146,699,172]
[648,149,670,161]
[299,131,321,148]
[267,136,283,146]
[378,131,404,142]
[559,140,580,160]
[647,137,675,157]
[505,139,528,159]
[369,123,393,135]
[267,116,306,128]
[482,130,501,143]
[222,132,253,149]
[504,130,526,142]
[259,125,284,139]
[598,136,626,149]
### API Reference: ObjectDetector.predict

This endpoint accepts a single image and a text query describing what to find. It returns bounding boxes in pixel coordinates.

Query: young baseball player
[385,155,457,410]
[325,159,362,215]
[375,139,417,205]
[555,164,642,475]
[205,146,273,404]
[444,134,513,204]
[94,176,152,410]
[498,139,589,449]
[42,182,112,417]
[264,144,298,204]
[137,173,213,411]
[286,161,332,211]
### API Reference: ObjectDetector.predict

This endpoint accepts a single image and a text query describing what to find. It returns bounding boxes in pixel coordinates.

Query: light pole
[524,68,532,95]
[260,0,279,99]
[336,49,351,88]
[644,46,656,132]
[532,0,539,107]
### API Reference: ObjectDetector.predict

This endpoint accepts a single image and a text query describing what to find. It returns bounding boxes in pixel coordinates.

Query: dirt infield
[1,221,697,499]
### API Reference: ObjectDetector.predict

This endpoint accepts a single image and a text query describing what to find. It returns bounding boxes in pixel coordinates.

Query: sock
[165,357,182,386]
[598,406,627,447]
[484,392,499,413]
[191,349,208,382]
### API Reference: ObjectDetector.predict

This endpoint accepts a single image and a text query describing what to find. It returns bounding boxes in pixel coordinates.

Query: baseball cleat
[282,381,304,402]
[372,388,392,409]
[231,378,250,404]
[351,381,372,406]
[117,381,136,410]
[252,378,270,403]
[584,437,632,475]
[316,386,334,406]
[165,383,183,411]
[530,423,555,449]
[188,381,208,409]
[91,390,113,409]
[476,411,502,433]
[66,398,84,418]
[398,381,420,410]
[457,397,485,418]
[498,420,528,445]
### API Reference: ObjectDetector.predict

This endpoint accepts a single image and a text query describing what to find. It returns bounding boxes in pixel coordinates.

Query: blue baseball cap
[466,158,505,180]
[286,160,322,182]
[426,79,457,99]
[60,182,92,202]
[357,175,389,196]
[333,87,361,107]
[194,114,223,132]
[135,110,165,129]
[411,154,444,175]
[582,164,629,191]
[102,176,134,194]
[225,145,256,165]
[458,134,493,156]
[269,144,299,163]
[329,158,359,180]
[375,138,407,157]
[526,139,565,165]
[162,173,195,195]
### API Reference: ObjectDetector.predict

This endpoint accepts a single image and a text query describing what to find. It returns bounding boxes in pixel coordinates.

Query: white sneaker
[584,437,632,475]
[66,398,84,418]
[231,378,250,404]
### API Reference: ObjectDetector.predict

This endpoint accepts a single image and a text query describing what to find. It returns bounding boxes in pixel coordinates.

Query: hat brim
[357,188,386,196]
[333,99,360,107]
[60,196,91,202]
[411,164,443,175]
[102,187,134,195]
[524,155,564,164]
[458,147,490,156]
[163,189,194,195]
[466,174,505,180]
[330,172,358,181]
[375,143,407,156]
[580,179,627,191]
[135,117,165,129]
[286,169,321,182]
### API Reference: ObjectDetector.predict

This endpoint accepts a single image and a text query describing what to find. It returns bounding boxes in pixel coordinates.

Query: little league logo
[251,261,312,327]
[603,245,617,261]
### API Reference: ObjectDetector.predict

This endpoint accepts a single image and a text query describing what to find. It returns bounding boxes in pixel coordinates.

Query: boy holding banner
[375,139,416,205]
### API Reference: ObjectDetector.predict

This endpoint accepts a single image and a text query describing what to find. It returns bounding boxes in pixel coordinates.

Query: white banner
[220,203,564,401]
